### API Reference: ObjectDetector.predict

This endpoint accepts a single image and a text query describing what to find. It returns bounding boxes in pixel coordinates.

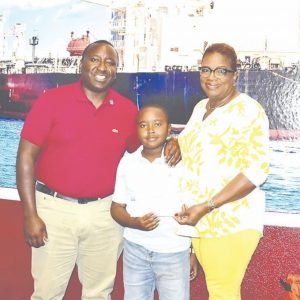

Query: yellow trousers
[192,230,261,300]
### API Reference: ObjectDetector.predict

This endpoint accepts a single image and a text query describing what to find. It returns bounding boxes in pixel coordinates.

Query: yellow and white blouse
[179,93,270,238]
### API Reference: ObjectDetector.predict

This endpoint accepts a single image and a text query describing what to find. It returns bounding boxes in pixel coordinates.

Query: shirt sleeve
[240,102,270,186]
[112,157,131,205]
[126,108,140,153]
[21,91,55,147]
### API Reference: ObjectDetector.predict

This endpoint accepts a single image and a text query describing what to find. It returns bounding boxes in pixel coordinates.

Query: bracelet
[207,199,216,213]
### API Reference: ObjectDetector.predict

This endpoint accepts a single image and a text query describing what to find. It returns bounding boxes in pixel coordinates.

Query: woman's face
[200,52,238,101]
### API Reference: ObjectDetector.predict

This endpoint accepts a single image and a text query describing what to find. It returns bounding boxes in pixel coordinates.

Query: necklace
[206,92,238,111]
[207,98,229,111]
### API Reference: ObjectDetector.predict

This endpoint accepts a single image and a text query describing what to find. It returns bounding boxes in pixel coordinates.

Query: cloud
[0,0,72,10]
[52,2,91,23]
[69,2,91,14]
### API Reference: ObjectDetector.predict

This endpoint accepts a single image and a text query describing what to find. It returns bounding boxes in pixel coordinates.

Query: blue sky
[1,0,299,61]
[0,0,111,59]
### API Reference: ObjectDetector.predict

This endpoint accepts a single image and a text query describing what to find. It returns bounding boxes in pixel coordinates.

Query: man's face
[80,43,118,93]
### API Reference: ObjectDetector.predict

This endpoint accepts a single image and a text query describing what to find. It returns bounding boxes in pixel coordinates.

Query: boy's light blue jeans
[123,239,190,300]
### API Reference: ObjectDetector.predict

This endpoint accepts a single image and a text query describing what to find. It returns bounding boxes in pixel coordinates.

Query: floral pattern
[179,94,269,238]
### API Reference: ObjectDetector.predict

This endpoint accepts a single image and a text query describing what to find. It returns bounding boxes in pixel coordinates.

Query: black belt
[36,182,100,204]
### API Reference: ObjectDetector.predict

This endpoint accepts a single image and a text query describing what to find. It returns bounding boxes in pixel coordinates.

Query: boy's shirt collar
[136,145,165,164]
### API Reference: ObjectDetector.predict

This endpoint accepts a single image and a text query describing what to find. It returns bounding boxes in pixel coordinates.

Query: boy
[111,103,198,300]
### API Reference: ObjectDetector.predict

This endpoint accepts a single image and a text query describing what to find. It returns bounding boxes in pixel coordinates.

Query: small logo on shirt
[109,99,114,105]
[112,128,119,133]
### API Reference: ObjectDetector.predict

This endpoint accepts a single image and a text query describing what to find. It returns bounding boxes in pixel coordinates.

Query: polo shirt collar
[136,146,166,164]
[76,80,115,106]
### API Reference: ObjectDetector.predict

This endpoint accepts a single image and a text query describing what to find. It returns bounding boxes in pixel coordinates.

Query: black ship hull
[0,70,299,138]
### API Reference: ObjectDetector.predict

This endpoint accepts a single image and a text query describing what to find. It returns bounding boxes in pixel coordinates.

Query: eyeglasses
[199,66,235,78]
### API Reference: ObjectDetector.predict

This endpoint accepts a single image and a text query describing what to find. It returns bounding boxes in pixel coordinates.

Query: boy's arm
[111,202,160,231]
[189,253,198,281]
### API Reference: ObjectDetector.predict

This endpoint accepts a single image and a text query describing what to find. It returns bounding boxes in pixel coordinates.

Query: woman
[175,43,269,299]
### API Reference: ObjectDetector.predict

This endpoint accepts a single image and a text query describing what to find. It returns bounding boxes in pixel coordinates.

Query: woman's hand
[174,203,208,226]
[164,137,181,167]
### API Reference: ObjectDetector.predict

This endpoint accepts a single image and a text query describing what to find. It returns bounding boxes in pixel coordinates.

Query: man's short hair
[81,40,119,64]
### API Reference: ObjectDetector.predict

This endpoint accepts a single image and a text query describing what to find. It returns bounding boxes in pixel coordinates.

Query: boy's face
[137,106,171,152]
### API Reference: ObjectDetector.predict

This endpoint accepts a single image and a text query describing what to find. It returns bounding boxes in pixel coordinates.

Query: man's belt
[36,182,100,204]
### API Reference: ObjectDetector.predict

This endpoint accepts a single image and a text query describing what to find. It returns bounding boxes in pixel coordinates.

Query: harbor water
[0,118,299,214]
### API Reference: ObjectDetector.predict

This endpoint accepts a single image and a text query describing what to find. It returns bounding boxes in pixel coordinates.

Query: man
[16,40,180,300]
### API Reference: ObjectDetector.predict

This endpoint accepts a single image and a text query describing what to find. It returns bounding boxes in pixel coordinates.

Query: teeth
[207,84,218,89]
[95,75,106,81]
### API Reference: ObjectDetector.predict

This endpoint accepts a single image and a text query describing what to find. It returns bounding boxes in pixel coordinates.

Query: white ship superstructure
[0,0,300,73]
[109,0,214,72]
[106,0,300,71]
[0,15,26,73]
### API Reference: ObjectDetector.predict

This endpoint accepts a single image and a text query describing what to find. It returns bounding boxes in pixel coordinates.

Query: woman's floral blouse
[179,93,270,238]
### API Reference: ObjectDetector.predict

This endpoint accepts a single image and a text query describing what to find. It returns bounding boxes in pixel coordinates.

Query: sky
[0,0,111,59]
[207,0,300,54]
[0,0,299,61]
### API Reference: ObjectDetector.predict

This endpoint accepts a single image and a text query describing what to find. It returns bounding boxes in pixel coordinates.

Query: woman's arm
[175,173,256,226]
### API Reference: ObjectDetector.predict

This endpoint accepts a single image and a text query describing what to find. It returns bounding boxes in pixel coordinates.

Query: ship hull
[0,70,299,138]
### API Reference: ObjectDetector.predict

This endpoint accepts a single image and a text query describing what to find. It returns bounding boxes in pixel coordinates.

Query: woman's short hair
[202,43,237,71]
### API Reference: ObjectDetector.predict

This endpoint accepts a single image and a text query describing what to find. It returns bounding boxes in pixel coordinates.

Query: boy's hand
[133,213,159,231]
[164,137,181,167]
[190,253,198,281]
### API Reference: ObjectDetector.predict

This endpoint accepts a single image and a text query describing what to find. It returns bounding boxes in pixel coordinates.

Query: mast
[29,35,39,63]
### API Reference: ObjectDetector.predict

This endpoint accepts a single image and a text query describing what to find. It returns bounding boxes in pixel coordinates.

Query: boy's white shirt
[113,146,193,253]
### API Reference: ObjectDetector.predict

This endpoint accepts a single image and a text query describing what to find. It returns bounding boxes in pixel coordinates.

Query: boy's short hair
[138,103,170,124]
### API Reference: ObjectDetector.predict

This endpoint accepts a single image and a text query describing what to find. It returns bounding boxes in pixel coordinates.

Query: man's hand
[164,137,181,167]
[24,215,48,248]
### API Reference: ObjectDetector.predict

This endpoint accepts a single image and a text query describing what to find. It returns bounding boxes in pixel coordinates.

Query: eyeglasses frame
[199,66,236,78]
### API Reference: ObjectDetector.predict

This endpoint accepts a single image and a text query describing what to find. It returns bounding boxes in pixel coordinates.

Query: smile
[94,74,107,82]
[206,82,220,90]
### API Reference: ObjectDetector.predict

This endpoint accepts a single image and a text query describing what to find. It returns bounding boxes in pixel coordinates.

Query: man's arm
[164,137,181,167]
[16,138,47,248]
[110,202,159,231]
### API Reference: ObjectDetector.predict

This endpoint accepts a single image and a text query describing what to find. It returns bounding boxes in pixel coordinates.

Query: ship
[0,30,299,137]
[0,65,299,139]
[0,0,299,138]
[0,2,300,299]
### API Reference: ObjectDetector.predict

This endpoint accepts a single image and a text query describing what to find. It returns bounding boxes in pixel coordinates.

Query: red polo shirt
[21,81,139,198]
